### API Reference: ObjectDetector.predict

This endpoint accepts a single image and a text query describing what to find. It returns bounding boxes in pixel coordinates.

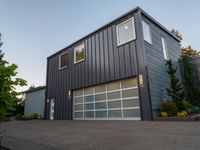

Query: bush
[161,100,178,116]
[182,100,192,111]
[161,112,168,117]
[187,106,200,114]
[20,113,38,120]
[177,111,188,117]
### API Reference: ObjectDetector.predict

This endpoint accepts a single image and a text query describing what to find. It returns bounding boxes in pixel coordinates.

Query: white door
[73,77,140,120]
[50,99,55,120]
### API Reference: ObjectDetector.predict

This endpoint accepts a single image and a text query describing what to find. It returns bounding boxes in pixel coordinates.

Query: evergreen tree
[166,60,183,110]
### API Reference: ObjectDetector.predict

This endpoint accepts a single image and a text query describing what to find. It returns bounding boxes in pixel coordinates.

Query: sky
[0,0,200,92]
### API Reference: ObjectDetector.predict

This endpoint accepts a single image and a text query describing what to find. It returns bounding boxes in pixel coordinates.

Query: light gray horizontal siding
[142,15,181,109]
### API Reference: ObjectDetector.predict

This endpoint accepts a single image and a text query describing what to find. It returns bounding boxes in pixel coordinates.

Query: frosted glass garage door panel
[95,93,106,101]
[121,78,137,88]
[108,110,122,117]
[74,112,83,118]
[96,111,107,118]
[123,109,140,117]
[122,89,138,98]
[84,111,94,118]
[108,101,121,109]
[123,99,139,107]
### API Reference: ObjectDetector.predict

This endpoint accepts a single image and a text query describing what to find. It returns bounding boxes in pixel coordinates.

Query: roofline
[22,86,46,94]
[47,6,180,59]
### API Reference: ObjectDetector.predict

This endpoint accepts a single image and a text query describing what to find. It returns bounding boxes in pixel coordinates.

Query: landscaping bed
[154,113,200,121]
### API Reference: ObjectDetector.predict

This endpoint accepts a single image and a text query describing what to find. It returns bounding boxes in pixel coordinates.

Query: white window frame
[142,20,152,44]
[116,17,136,46]
[161,36,169,60]
[74,43,85,64]
[59,52,68,70]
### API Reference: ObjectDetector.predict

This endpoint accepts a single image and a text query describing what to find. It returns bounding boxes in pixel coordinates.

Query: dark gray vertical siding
[142,15,181,110]
[47,14,141,120]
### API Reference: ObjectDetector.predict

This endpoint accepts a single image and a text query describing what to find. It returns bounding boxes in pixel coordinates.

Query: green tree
[166,60,183,110]
[0,33,27,118]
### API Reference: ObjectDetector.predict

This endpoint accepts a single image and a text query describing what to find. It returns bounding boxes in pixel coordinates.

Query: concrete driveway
[0,120,200,150]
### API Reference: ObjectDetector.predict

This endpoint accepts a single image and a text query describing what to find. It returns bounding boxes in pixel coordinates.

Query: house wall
[24,89,45,116]
[142,15,181,110]
[46,13,141,120]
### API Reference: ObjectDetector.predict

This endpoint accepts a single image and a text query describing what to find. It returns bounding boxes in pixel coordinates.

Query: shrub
[182,100,192,112]
[20,113,38,120]
[161,112,168,117]
[187,106,200,114]
[161,100,178,116]
[177,111,188,117]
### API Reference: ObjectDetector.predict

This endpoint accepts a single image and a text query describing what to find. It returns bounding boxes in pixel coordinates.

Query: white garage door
[73,78,140,120]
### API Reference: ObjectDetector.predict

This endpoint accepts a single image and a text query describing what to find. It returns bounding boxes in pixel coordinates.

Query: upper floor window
[59,52,68,70]
[74,43,85,64]
[142,20,152,44]
[161,36,169,60]
[116,17,136,46]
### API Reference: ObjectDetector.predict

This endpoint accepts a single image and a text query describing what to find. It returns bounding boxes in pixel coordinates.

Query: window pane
[96,111,107,118]
[60,53,68,69]
[122,89,138,98]
[95,93,106,101]
[74,104,83,110]
[74,89,83,96]
[74,97,83,103]
[117,18,135,45]
[75,43,85,63]
[84,103,94,110]
[121,78,137,89]
[95,84,106,93]
[84,111,94,118]
[84,87,94,95]
[142,20,152,44]
[95,102,106,109]
[108,101,121,109]
[123,99,139,107]
[123,109,140,117]
[107,91,121,100]
[107,81,120,91]
[84,95,94,102]
[161,36,168,60]
[108,110,122,117]
[74,112,83,118]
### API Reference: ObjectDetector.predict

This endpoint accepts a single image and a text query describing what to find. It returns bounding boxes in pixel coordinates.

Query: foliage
[161,112,168,117]
[177,111,188,117]
[181,46,200,57]
[161,100,178,116]
[181,55,200,107]
[182,100,192,112]
[165,60,183,110]
[14,97,24,115]
[187,106,200,114]
[19,113,38,120]
[28,85,35,90]
[0,33,27,118]
[171,29,183,41]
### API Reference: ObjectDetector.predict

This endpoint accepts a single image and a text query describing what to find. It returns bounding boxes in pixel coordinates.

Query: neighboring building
[45,7,181,121]
[24,86,46,117]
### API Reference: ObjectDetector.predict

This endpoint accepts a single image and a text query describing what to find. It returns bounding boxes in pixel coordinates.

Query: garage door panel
[95,102,106,109]
[73,77,140,120]
[108,110,122,117]
[108,101,121,109]
[96,111,107,118]
[123,109,140,117]
[123,99,139,107]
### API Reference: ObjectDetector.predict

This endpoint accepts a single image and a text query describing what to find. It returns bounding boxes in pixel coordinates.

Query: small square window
[116,17,136,46]
[59,52,68,70]
[74,43,85,64]
[142,20,152,44]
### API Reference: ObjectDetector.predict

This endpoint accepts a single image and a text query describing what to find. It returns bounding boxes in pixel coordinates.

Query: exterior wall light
[139,74,144,85]
[68,90,71,96]
[47,99,49,103]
